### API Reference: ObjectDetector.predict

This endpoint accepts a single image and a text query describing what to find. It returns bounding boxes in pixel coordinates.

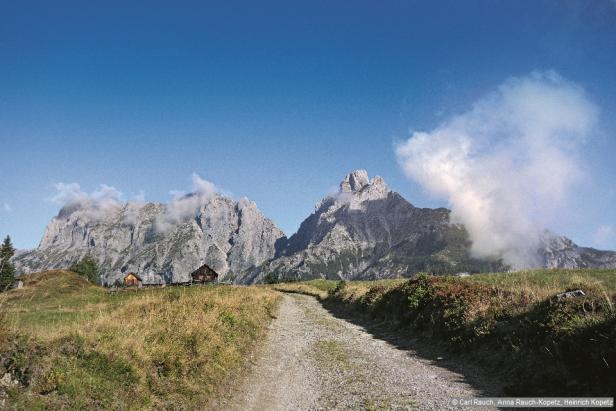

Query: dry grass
[275,269,616,309]
[271,282,330,299]
[1,270,280,409]
[466,268,616,302]
[272,279,406,301]
[330,280,406,305]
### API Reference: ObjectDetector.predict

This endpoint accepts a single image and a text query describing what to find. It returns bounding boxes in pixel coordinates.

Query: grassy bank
[275,269,616,396]
[0,270,280,410]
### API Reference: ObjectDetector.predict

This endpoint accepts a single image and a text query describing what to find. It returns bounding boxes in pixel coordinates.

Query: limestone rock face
[14,194,285,285]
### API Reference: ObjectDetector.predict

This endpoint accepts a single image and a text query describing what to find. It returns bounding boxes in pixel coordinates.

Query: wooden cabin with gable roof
[190,263,219,283]
[123,272,142,287]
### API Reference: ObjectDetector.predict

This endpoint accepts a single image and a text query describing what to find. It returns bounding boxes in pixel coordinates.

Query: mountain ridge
[14,194,285,285]
[13,170,616,283]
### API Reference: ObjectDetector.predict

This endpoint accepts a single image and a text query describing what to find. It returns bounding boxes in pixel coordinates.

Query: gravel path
[216,293,500,410]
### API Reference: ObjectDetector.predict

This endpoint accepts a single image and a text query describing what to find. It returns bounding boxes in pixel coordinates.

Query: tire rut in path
[217,293,500,410]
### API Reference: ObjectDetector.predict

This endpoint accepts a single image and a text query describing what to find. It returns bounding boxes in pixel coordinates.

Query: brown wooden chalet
[191,263,219,283]
[123,272,142,287]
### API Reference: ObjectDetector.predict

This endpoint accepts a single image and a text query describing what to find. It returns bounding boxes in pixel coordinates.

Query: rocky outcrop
[14,195,285,285]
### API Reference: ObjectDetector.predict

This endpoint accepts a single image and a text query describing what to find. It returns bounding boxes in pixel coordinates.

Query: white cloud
[396,71,599,268]
[49,174,221,231]
[122,191,148,225]
[2,203,11,213]
[154,173,220,232]
[51,182,125,221]
[593,225,616,249]
[131,190,146,204]
[192,173,217,196]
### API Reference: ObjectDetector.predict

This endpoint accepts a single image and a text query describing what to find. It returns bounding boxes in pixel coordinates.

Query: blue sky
[1,0,616,250]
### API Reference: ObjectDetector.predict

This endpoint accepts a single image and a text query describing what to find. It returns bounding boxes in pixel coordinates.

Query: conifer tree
[0,235,16,291]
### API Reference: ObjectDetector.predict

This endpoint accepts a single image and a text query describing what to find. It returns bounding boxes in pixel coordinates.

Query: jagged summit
[340,170,370,192]
[330,170,391,210]
[340,170,388,194]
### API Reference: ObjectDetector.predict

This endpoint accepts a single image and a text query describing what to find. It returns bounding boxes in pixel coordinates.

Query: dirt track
[216,293,500,410]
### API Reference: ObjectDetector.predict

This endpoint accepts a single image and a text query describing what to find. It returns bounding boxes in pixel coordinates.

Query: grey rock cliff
[14,194,285,285]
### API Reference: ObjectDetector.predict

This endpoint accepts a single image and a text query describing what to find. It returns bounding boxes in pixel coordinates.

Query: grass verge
[0,270,280,410]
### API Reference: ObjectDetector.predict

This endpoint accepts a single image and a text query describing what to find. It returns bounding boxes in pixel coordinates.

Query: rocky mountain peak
[340,169,389,195]
[339,171,390,205]
[365,175,389,196]
[340,170,370,192]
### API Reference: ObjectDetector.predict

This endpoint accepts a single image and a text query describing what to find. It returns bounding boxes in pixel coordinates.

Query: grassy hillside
[0,270,280,410]
[274,269,616,396]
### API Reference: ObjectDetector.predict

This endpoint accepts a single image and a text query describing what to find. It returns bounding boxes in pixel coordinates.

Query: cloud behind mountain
[396,71,599,268]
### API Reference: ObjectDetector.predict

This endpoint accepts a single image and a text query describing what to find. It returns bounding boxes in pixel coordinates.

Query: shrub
[69,256,100,284]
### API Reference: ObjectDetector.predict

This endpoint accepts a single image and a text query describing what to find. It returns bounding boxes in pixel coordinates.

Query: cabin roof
[191,263,219,276]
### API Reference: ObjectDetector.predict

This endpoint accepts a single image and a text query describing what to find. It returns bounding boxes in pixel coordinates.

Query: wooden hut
[190,263,219,283]
[123,272,142,287]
